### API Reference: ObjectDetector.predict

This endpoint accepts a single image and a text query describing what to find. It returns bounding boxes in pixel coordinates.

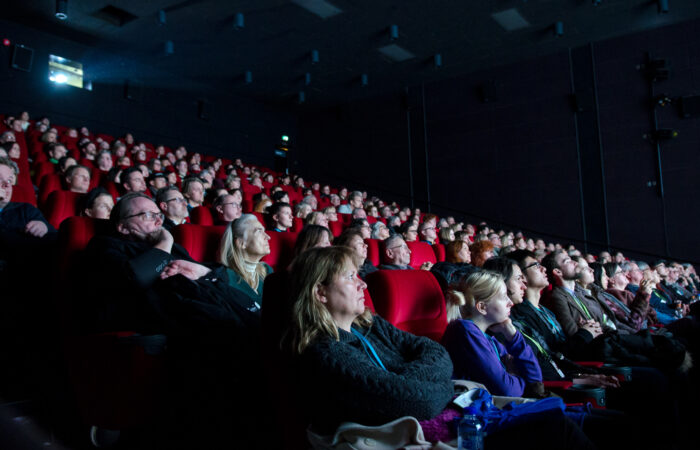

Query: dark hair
[80,187,111,215]
[398,221,415,235]
[293,225,332,258]
[57,155,76,172]
[271,190,288,202]
[590,262,606,287]
[269,202,291,218]
[482,257,517,282]
[541,250,563,281]
[120,167,142,185]
[603,262,619,279]
[155,186,180,206]
[506,249,538,269]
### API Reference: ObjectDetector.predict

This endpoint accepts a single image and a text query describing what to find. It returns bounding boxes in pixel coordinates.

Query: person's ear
[84,208,93,218]
[553,268,563,278]
[116,221,129,236]
[314,284,327,303]
[475,300,488,315]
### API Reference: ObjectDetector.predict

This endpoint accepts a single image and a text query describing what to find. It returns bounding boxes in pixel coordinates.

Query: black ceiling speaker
[11,44,33,72]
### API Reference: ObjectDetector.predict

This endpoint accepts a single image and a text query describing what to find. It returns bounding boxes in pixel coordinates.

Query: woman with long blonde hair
[218,214,272,312]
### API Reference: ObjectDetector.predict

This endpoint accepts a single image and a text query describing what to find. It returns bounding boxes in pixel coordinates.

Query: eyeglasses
[222,202,241,209]
[524,261,542,270]
[0,179,13,188]
[123,211,164,222]
[387,244,409,251]
[165,197,187,204]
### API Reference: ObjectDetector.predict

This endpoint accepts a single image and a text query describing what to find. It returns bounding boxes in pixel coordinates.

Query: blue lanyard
[351,328,387,371]
[532,303,565,339]
[487,335,507,370]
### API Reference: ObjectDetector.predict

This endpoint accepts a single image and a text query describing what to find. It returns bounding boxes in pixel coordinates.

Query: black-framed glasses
[524,261,541,270]
[222,202,241,209]
[123,211,164,222]
[165,197,186,204]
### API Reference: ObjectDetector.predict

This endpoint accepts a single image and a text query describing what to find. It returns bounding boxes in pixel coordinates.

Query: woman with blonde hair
[218,214,272,312]
[286,246,454,435]
[441,271,542,397]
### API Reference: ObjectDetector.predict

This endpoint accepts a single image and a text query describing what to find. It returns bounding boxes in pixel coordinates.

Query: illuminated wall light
[298,91,306,104]
[56,0,68,20]
[53,73,68,84]
[311,49,319,65]
[390,25,399,41]
[658,0,669,13]
[554,21,564,37]
[361,73,368,87]
[164,40,174,55]
[434,53,443,68]
[244,71,253,84]
[234,13,245,29]
[158,10,166,26]
[304,72,311,86]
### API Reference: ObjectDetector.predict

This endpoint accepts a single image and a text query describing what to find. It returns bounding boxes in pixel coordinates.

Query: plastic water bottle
[675,303,683,319]
[458,407,484,450]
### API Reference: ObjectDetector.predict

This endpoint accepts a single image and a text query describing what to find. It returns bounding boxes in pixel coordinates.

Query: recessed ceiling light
[491,8,530,31]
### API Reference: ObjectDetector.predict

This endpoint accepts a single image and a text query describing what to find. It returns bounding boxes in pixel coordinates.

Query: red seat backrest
[10,184,37,206]
[365,238,381,267]
[366,216,377,224]
[171,224,227,263]
[38,173,63,207]
[365,270,447,341]
[44,190,85,229]
[363,288,375,313]
[291,217,304,233]
[432,243,446,262]
[189,206,214,226]
[262,231,298,271]
[338,213,352,227]
[407,241,437,269]
[328,220,344,237]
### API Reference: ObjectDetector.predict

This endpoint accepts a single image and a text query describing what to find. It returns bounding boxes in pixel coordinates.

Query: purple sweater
[442,319,542,397]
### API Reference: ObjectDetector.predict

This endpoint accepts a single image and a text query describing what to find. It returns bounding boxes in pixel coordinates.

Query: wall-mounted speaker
[11,44,34,72]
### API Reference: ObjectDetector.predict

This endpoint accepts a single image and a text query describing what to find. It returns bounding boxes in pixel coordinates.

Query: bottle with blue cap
[458,406,484,450]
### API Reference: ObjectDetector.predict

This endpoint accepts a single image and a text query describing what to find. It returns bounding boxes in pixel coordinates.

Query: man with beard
[82,192,211,333]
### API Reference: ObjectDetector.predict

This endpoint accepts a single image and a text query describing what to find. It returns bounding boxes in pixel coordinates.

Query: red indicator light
[2,39,10,47]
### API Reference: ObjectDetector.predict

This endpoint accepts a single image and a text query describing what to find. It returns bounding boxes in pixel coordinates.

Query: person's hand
[24,220,48,238]
[489,318,518,341]
[639,279,653,295]
[580,319,602,338]
[573,374,621,388]
[160,260,211,281]
[420,261,433,271]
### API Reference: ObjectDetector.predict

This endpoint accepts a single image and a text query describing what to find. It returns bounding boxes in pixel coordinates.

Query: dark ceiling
[4,0,700,106]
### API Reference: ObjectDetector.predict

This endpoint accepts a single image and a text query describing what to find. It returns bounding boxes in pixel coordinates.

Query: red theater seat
[44,190,85,229]
[432,243,446,262]
[328,220,344,237]
[189,206,214,226]
[171,224,227,263]
[365,238,381,266]
[365,270,447,341]
[262,231,298,271]
[10,184,37,206]
[291,217,304,233]
[407,241,437,269]
[38,173,63,207]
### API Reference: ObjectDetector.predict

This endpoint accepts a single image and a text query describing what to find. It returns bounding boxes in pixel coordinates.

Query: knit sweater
[297,316,454,434]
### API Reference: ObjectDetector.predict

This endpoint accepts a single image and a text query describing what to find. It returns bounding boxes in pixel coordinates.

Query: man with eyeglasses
[507,249,602,361]
[156,186,189,230]
[378,235,433,271]
[83,192,212,332]
[212,193,242,225]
